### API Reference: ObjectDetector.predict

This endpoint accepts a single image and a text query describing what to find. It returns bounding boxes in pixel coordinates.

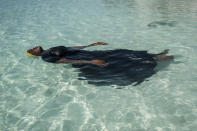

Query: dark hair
[39,46,44,52]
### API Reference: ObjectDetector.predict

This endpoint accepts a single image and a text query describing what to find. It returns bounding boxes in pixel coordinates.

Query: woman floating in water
[27,42,174,86]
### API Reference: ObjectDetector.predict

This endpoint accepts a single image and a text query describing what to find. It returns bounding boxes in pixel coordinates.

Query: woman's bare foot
[159,49,169,56]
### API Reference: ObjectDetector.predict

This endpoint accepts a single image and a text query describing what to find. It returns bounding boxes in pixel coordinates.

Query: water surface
[0,0,197,130]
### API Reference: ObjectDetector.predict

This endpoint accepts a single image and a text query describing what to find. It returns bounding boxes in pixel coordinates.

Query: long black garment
[41,46,157,86]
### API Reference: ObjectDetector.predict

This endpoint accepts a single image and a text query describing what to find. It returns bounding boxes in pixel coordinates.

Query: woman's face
[27,46,43,56]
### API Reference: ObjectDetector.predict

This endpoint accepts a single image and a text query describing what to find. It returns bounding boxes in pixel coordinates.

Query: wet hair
[39,46,44,52]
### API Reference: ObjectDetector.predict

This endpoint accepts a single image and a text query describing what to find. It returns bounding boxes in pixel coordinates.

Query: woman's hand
[90,42,108,46]
[91,59,108,67]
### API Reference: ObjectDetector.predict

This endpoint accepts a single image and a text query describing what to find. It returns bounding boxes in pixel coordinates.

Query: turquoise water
[0,0,197,130]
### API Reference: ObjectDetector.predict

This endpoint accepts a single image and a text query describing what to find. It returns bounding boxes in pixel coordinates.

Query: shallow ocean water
[0,0,197,130]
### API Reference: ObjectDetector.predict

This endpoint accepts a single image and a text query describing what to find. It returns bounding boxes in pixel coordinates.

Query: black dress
[41,46,157,86]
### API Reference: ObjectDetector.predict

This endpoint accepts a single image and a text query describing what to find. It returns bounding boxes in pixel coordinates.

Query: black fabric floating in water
[68,49,157,86]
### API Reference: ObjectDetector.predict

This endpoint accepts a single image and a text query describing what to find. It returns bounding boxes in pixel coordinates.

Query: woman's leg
[156,55,174,61]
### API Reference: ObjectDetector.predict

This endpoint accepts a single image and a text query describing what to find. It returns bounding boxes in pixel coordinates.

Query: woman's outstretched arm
[70,42,108,50]
[56,58,108,67]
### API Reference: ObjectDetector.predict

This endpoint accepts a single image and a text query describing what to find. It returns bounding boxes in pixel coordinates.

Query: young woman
[27,42,174,86]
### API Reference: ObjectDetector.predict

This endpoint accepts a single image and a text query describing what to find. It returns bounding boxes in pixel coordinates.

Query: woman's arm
[56,58,108,67]
[70,42,108,50]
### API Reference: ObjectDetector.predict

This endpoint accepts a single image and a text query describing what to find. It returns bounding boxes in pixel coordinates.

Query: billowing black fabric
[41,46,157,86]
[69,49,157,86]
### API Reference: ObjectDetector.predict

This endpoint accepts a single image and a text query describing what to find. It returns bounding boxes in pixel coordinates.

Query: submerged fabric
[41,46,157,86]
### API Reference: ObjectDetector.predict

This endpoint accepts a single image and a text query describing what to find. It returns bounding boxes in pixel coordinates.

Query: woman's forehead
[32,46,40,50]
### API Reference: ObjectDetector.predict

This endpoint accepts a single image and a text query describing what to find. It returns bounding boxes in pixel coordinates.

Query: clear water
[0,0,197,130]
